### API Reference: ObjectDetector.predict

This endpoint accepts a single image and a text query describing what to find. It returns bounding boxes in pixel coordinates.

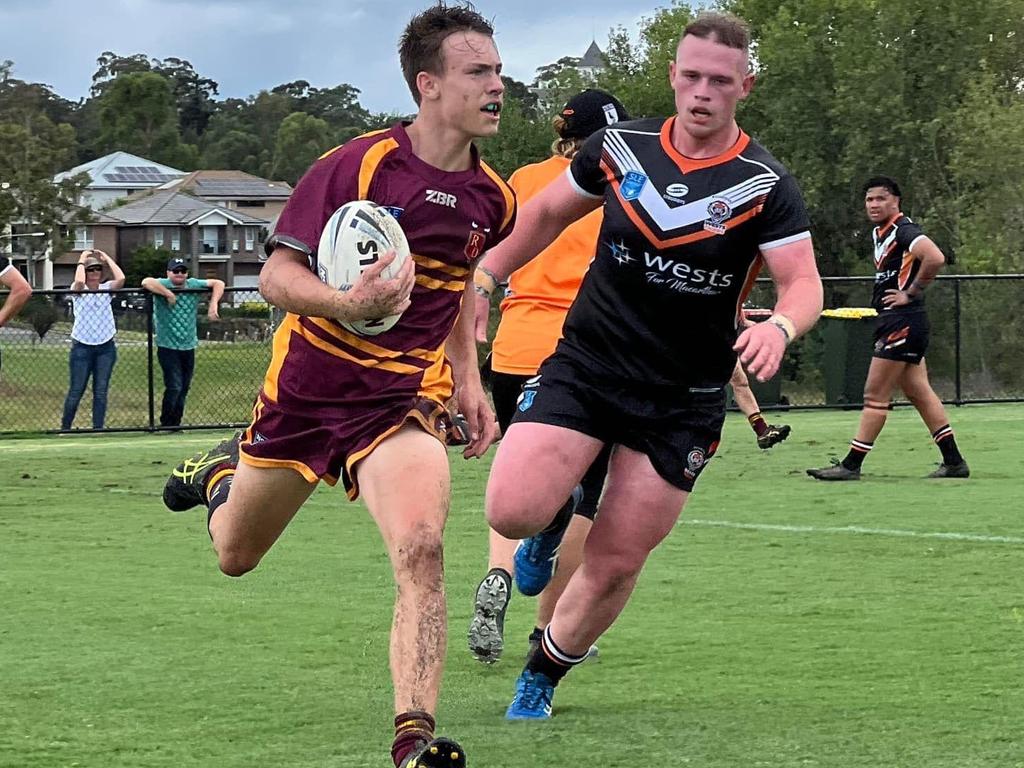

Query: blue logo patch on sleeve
[620,171,648,201]
[517,390,537,412]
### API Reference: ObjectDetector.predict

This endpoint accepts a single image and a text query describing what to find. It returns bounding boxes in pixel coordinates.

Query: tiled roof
[102,190,269,226]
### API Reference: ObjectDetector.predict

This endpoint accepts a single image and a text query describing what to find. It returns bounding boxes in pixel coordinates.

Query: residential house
[53,189,269,291]
[158,170,292,231]
[54,151,185,212]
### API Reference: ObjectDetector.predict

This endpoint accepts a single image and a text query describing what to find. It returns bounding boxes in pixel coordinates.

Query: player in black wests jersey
[475,11,823,720]
[808,177,969,481]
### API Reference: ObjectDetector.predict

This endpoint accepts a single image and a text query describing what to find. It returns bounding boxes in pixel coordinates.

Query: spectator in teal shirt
[142,257,225,428]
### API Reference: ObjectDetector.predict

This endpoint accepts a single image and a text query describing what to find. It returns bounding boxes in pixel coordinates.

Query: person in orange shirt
[468,89,629,665]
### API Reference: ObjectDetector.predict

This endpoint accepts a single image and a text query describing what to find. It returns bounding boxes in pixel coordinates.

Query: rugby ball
[317,200,410,336]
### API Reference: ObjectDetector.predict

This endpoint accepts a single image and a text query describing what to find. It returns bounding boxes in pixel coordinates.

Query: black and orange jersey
[560,116,812,387]
[870,213,926,314]
[263,122,516,414]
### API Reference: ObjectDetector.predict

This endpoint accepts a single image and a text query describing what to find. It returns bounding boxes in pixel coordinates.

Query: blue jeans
[62,339,118,430]
[157,346,196,427]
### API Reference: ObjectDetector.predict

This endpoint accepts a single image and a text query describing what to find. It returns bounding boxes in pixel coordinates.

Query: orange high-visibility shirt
[491,156,602,375]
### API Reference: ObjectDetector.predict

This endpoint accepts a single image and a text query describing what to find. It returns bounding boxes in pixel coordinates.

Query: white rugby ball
[317,199,410,336]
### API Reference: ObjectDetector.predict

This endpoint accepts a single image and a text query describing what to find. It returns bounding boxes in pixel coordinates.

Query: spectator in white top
[1,255,33,375]
[61,249,125,430]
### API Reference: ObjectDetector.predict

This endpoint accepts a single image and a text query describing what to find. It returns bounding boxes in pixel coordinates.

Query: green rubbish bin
[820,308,877,407]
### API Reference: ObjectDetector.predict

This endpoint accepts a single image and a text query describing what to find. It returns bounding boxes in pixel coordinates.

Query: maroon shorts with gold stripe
[239,393,452,500]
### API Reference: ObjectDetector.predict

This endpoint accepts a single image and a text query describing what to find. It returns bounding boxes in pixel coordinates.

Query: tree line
[2,0,1022,276]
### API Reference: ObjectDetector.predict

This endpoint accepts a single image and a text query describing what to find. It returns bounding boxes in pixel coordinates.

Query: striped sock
[205,468,234,537]
[525,625,590,686]
[842,439,873,471]
[392,710,435,768]
[932,424,964,465]
[748,412,769,438]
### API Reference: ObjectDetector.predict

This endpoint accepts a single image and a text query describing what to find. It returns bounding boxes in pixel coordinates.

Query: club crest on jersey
[620,171,648,201]
[703,199,732,235]
[684,447,706,480]
[464,221,491,260]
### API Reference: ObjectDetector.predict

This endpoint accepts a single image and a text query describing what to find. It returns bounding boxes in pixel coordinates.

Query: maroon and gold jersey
[263,122,516,413]
[871,213,926,314]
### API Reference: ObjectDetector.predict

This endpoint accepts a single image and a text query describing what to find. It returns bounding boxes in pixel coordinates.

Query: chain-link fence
[743,274,1024,409]
[1,277,1022,434]
[0,286,274,434]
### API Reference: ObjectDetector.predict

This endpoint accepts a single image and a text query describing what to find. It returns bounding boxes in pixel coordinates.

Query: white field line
[0,435,225,454]
[682,518,1024,545]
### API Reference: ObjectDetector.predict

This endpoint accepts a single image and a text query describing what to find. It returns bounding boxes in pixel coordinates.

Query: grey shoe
[927,461,970,478]
[806,461,861,481]
[467,571,510,664]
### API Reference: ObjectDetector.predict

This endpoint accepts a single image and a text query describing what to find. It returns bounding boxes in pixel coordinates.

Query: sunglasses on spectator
[171,267,189,274]
[85,266,103,272]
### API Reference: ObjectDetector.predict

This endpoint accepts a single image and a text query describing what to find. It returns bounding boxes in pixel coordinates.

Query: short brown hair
[682,11,751,52]
[399,2,495,105]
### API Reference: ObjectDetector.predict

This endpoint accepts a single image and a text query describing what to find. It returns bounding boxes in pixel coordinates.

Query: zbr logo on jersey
[620,171,648,201]
[703,199,732,235]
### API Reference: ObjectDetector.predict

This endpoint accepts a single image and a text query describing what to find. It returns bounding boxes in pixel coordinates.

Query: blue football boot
[513,485,582,597]
[506,669,555,720]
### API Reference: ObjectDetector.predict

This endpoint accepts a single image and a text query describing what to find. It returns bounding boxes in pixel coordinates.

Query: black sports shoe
[757,423,791,450]
[467,570,510,664]
[806,461,861,481]
[162,433,240,511]
[400,737,466,768]
[927,461,970,479]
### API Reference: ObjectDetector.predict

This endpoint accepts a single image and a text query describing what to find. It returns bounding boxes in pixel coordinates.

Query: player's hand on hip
[734,322,786,382]
[458,384,497,459]
[882,288,910,308]
[347,250,415,319]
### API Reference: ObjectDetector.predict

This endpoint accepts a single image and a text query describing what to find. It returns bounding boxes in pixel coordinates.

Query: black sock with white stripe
[842,439,873,471]
[524,625,589,686]
[932,424,964,465]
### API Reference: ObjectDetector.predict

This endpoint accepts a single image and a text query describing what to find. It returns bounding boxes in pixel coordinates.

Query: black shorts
[873,311,929,364]
[491,369,609,519]
[509,353,724,493]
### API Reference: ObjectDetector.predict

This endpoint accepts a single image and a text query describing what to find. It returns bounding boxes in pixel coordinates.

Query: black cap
[558,89,630,139]
[167,257,188,270]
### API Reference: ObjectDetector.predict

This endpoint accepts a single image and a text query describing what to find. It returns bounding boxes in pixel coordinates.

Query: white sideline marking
[682,518,1024,545]
[0,435,224,454]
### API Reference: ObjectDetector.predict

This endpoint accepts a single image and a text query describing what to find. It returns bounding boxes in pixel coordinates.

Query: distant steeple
[579,40,605,69]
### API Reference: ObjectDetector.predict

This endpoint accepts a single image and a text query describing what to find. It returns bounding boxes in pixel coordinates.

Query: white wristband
[767,313,796,344]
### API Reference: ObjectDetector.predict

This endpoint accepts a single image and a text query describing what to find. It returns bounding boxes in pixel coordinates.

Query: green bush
[18,295,60,341]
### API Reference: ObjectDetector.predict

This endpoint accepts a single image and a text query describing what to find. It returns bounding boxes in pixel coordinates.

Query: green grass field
[2,406,1022,767]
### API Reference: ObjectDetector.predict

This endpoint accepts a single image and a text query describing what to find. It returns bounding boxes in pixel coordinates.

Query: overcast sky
[0,0,675,113]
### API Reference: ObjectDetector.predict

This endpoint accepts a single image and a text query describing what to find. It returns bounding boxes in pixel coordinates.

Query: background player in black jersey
[808,176,968,481]
[475,12,822,720]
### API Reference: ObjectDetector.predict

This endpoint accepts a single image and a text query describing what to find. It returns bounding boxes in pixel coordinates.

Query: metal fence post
[146,293,156,431]
[954,278,962,406]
